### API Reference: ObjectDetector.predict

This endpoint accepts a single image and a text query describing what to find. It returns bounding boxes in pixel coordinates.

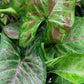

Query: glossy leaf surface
[51,54,84,83]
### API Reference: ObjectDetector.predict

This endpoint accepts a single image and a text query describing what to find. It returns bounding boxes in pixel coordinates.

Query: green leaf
[19,0,49,47]
[0,0,9,9]
[10,0,28,15]
[54,17,84,57]
[0,14,7,25]
[50,54,84,84]
[44,17,84,62]
[44,0,76,44]
[0,0,27,18]
[0,32,46,84]
[53,76,72,84]
[19,19,43,47]
[0,8,18,18]
[3,21,21,39]
[19,0,76,47]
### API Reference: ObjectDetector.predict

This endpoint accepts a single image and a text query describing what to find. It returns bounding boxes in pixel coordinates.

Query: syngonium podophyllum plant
[0,0,84,84]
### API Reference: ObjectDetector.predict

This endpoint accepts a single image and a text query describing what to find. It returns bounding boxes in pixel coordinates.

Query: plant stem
[41,42,48,61]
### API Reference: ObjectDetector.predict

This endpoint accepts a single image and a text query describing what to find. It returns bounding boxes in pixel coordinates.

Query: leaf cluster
[0,0,84,84]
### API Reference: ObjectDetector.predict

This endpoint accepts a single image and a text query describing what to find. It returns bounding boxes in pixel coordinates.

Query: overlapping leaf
[45,17,84,83]
[19,0,76,47]
[0,0,9,9]
[0,0,27,18]
[54,17,84,57]
[53,76,72,84]
[44,17,84,61]
[9,0,28,15]
[0,32,46,84]
[3,21,21,39]
[19,0,49,47]
[44,0,76,44]
[50,54,84,83]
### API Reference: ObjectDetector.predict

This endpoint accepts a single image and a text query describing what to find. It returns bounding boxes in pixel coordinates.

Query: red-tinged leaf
[44,0,76,44]
[44,17,84,61]
[19,20,43,47]
[19,0,77,47]
[19,0,49,47]
[3,22,21,39]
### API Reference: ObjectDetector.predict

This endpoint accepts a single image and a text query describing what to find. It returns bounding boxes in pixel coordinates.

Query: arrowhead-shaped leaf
[44,17,84,61]
[0,32,46,84]
[19,0,49,47]
[54,17,84,57]
[19,0,76,47]
[44,0,76,44]
[50,54,84,83]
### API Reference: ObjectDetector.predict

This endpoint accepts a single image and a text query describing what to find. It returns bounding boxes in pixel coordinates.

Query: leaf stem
[45,56,63,68]
[41,42,48,61]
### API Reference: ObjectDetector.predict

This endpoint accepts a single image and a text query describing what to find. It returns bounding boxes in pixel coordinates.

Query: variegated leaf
[10,0,27,15]
[3,22,21,39]
[44,17,84,61]
[44,0,76,44]
[0,0,28,18]
[19,0,76,47]
[0,32,46,84]
[19,0,49,47]
[54,17,84,57]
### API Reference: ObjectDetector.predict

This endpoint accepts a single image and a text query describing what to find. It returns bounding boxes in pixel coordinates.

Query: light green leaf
[50,54,84,84]
[0,14,7,25]
[0,8,18,18]
[0,32,46,84]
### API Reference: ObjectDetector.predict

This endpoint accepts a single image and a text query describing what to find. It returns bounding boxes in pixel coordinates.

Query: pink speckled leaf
[0,32,46,84]
[3,22,21,39]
